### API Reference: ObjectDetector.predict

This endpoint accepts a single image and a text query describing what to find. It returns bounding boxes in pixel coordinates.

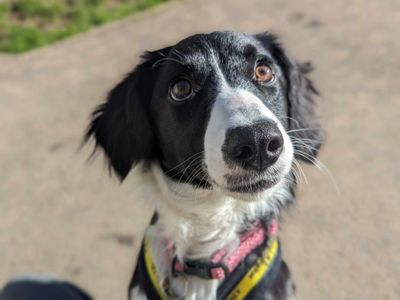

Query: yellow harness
[143,237,280,300]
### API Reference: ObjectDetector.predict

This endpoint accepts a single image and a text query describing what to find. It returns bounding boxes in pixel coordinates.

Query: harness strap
[223,238,280,300]
[173,220,278,281]
[143,238,176,300]
[143,236,281,300]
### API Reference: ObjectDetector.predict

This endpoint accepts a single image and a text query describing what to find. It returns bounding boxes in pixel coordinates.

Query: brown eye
[255,64,274,83]
[170,79,193,101]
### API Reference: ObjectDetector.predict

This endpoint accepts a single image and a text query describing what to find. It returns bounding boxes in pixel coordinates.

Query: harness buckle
[173,258,230,280]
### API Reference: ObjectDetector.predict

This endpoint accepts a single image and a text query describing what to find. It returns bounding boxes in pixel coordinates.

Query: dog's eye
[170,79,193,101]
[255,63,274,83]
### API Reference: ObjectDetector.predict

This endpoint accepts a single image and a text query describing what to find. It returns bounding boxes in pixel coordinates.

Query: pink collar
[172,219,279,280]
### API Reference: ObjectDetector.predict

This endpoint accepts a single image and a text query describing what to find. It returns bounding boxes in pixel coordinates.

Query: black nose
[223,121,284,172]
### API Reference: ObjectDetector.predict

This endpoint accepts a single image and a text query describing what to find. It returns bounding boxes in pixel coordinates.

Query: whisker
[152,57,185,69]
[286,127,320,134]
[194,169,209,191]
[279,116,301,126]
[177,155,204,184]
[156,51,166,57]
[290,136,321,146]
[164,151,204,174]
[185,164,205,186]
[171,48,185,60]
[293,159,308,185]
[291,140,319,153]
[293,150,340,195]
[290,164,301,185]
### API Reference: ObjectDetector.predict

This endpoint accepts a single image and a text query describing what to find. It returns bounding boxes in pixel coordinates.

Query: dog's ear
[286,62,323,163]
[85,48,169,180]
[254,32,323,163]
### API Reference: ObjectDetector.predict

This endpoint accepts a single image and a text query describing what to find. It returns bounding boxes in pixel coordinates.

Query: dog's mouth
[160,162,212,189]
[226,177,279,194]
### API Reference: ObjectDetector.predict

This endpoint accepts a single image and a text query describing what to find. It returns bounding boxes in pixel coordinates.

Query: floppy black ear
[85,49,168,180]
[286,61,323,163]
[254,32,323,163]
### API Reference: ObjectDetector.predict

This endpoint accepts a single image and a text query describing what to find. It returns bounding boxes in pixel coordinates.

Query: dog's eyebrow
[243,45,257,60]
[152,48,189,69]
[152,57,186,69]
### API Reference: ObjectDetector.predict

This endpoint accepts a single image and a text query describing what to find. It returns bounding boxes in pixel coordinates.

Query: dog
[86,31,322,300]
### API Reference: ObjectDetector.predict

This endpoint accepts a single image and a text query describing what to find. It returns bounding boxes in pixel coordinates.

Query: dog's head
[86,31,322,202]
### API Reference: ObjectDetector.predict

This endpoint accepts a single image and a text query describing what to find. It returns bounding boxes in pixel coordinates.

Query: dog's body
[86,31,322,300]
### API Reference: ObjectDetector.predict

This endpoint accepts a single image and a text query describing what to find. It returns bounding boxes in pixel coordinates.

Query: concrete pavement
[1,0,399,299]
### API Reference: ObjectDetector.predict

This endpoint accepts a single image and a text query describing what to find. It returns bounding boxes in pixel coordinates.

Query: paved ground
[1,0,399,299]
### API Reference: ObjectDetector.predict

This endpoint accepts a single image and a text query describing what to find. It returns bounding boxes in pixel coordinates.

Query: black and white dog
[86,31,322,300]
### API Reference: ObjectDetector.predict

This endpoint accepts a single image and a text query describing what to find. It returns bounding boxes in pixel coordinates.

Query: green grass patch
[0,0,170,53]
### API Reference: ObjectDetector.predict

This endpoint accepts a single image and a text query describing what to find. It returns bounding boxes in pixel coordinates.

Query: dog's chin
[227,178,279,193]
[214,176,285,202]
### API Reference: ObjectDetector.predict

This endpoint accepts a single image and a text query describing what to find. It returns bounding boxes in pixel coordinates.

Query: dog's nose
[223,121,284,172]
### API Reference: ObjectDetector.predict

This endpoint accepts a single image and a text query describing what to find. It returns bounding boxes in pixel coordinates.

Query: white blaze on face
[204,86,294,192]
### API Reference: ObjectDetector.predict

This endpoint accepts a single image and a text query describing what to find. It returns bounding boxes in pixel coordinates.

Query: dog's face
[87,31,322,201]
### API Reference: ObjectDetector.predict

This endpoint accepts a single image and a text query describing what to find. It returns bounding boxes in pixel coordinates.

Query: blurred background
[0,0,399,299]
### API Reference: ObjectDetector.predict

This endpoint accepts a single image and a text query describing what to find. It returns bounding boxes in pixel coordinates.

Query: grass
[0,0,170,53]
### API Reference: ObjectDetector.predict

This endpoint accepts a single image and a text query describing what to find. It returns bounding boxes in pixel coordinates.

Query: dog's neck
[129,164,292,299]
[149,163,291,261]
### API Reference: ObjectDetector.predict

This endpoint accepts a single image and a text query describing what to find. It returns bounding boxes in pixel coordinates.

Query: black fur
[86,31,322,300]
[287,62,322,162]
[86,32,322,181]
[85,49,169,179]
[255,32,322,163]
